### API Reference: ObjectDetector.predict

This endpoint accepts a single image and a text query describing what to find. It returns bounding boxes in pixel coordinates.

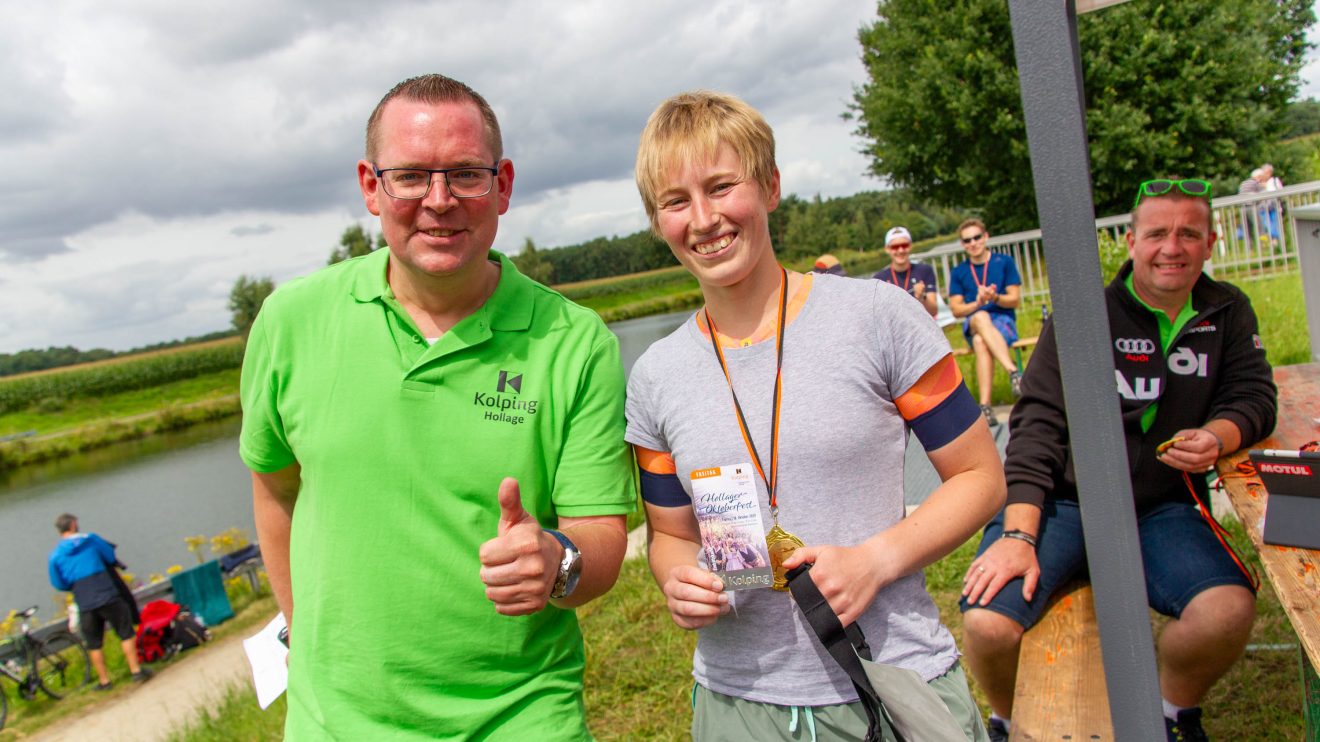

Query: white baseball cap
[884,226,912,246]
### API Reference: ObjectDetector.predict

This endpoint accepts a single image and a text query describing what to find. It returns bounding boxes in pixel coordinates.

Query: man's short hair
[635,91,776,232]
[55,513,77,534]
[1130,176,1214,233]
[365,74,503,163]
[957,218,987,236]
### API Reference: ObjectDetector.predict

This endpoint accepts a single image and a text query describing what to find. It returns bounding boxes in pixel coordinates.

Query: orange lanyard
[704,267,787,513]
[970,258,990,290]
[889,266,910,291]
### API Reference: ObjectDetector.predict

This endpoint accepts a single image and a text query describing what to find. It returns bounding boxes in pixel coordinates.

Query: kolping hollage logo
[474,370,539,426]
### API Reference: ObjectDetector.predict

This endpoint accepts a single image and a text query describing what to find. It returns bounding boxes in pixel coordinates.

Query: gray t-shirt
[625,274,962,706]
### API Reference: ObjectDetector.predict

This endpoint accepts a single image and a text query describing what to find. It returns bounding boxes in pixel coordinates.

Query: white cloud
[0,0,1310,353]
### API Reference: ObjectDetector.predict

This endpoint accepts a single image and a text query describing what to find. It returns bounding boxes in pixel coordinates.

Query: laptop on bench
[1248,449,1320,550]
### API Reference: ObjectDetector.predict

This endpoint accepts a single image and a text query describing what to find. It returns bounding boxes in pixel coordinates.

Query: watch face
[549,530,582,598]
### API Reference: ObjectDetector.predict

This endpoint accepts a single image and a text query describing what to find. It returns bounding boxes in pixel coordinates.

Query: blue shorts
[959,499,1255,629]
[961,312,1018,346]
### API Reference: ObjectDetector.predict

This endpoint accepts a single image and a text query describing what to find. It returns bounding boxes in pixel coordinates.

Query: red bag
[136,599,181,663]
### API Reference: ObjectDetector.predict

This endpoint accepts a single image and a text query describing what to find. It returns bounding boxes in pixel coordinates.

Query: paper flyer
[242,612,288,710]
[690,464,774,591]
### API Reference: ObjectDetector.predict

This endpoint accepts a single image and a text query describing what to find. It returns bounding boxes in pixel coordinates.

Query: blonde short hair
[635,91,776,230]
[957,218,987,236]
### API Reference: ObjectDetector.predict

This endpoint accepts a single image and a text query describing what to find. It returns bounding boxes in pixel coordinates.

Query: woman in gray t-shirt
[627,91,1005,740]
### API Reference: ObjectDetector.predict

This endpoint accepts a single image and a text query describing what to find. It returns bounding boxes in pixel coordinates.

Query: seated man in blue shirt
[948,218,1023,426]
[48,513,152,689]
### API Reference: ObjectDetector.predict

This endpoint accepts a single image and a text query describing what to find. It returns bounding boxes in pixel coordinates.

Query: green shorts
[691,663,988,741]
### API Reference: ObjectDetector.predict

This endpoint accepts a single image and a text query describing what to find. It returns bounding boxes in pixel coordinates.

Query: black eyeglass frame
[960,232,986,245]
[372,164,500,200]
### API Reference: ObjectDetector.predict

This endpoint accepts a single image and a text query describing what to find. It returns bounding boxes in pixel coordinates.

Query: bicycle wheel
[31,631,91,699]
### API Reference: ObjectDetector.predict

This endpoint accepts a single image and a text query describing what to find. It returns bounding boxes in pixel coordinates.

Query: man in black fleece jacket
[957,179,1276,742]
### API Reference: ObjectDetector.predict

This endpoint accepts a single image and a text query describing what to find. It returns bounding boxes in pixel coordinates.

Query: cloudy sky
[2,1,1317,354]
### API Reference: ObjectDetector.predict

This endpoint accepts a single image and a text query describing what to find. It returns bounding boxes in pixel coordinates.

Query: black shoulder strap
[786,563,903,742]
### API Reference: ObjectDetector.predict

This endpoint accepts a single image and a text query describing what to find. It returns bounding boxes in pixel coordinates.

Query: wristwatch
[544,529,583,599]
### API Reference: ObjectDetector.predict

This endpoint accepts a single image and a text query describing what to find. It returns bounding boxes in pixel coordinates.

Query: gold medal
[766,522,806,592]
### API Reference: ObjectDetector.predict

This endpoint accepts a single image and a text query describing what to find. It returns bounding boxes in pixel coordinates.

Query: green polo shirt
[240,248,635,741]
[1124,273,1197,433]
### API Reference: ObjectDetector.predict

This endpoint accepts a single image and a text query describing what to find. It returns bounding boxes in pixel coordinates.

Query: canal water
[0,310,697,620]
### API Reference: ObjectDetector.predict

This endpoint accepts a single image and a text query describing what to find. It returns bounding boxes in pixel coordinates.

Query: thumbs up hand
[478,478,563,615]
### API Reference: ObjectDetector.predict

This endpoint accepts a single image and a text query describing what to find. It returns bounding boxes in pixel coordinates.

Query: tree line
[851,0,1313,232]
[513,189,965,285]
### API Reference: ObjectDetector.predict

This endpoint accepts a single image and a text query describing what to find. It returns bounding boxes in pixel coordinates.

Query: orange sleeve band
[635,445,677,475]
[895,354,965,421]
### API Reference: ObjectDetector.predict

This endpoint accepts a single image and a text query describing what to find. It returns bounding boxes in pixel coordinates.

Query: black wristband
[1000,529,1038,548]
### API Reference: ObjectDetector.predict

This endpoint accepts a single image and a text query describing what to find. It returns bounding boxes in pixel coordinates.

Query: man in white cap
[874,226,937,317]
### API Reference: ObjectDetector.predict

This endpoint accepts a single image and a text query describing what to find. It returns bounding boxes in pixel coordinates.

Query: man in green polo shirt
[240,74,635,740]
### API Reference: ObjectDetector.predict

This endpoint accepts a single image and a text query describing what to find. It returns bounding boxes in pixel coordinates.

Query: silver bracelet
[1000,529,1038,548]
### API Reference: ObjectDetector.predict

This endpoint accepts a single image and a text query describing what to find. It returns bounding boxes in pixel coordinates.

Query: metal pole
[1005,1,1165,738]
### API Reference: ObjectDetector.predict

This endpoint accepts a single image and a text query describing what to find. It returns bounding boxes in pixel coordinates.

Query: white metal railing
[914,180,1320,304]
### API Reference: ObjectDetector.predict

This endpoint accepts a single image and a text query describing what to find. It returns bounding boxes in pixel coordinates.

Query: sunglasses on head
[1133,179,1212,208]
[960,232,984,245]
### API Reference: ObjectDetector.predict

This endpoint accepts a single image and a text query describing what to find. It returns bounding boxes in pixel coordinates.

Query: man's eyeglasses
[888,243,912,251]
[1133,178,1212,209]
[374,165,499,200]
[960,232,985,245]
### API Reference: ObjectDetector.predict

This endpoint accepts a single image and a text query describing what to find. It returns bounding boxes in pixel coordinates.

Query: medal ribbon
[970,258,990,290]
[888,266,910,292]
[704,266,787,513]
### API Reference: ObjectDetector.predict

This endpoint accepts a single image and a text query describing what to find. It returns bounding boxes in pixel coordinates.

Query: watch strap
[544,529,582,599]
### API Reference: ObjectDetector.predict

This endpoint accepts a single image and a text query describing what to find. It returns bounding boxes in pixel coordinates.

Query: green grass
[158,518,1304,741]
[167,682,287,742]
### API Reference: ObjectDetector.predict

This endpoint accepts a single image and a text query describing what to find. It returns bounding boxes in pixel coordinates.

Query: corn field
[0,339,244,415]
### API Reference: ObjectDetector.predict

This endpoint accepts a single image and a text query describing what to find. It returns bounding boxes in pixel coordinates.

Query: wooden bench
[1010,580,1113,741]
[951,335,1039,373]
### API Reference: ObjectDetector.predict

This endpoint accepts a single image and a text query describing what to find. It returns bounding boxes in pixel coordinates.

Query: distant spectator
[948,219,1023,426]
[874,226,937,317]
[1237,168,1278,248]
[812,253,847,276]
[48,514,152,690]
[1261,163,1283,248]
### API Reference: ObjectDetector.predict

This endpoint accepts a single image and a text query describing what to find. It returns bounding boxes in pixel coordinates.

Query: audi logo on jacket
[1004,260,1278,515]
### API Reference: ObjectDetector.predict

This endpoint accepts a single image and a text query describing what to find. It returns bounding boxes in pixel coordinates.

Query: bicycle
[0,606,92,729]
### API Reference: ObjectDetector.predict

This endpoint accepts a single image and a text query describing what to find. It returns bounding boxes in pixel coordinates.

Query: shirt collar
[347,247,533,331]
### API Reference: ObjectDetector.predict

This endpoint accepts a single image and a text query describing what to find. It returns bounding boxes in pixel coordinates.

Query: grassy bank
[0,343,244,472]
[0,571,274,740]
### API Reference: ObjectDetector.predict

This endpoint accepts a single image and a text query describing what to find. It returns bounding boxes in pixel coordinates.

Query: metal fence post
[1005,1,1165,738]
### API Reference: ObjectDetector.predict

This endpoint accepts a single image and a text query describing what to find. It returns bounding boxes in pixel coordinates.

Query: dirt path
[29,616,271,742]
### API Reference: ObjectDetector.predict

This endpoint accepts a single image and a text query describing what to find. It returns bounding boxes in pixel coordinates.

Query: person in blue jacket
[48,513,152,689]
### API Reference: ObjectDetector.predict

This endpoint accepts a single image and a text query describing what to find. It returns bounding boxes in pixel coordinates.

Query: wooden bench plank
[1010,581,1114,741]
[950,335,1039,357]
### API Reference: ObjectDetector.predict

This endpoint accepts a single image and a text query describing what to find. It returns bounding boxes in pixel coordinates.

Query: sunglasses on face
[960,232,985,245]
[888,243,912,250]
[1132,178,1212,208]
